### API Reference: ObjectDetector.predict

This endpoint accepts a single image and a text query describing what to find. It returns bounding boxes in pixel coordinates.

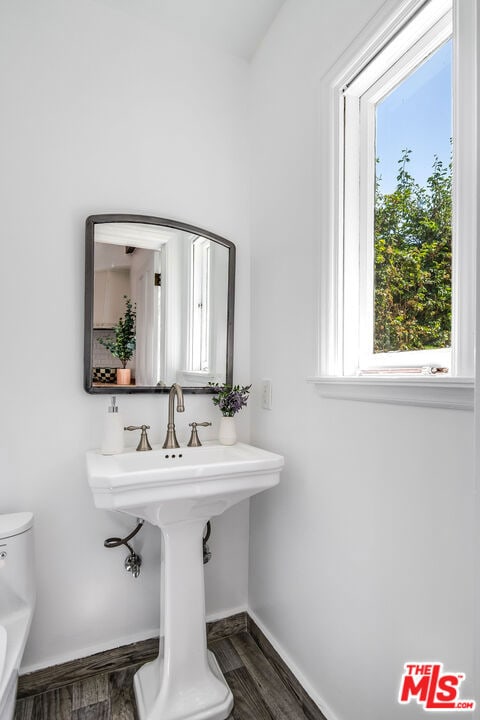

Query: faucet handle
[187,422,212,447]
[124,425,152,452]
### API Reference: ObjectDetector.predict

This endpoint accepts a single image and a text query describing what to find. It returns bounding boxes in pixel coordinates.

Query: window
[189,235,211,372]
[344,1,453,376]
[313,0,476,408]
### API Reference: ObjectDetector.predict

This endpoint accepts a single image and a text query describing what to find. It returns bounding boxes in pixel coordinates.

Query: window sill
[176,370,216,386]
[307,376,474,410]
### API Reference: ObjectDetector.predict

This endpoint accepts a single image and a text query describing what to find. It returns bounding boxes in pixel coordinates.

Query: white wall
[473,4,480,711]
[0,0,251,670]
[249,2,475,720]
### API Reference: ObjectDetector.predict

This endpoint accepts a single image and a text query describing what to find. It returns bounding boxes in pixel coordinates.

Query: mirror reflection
[84,216,235,393]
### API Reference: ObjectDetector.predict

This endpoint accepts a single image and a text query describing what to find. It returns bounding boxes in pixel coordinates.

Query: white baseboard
[248,608,341,720]
[206,604,247,623]
[20,606,248,676]
[21,603,339,720]
[19,627,159,676]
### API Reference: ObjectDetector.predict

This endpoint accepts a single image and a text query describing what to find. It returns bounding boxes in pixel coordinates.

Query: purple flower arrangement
[208,383,251,417]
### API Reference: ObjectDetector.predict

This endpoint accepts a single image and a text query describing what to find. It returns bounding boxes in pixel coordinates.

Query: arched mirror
[84,214,235,393]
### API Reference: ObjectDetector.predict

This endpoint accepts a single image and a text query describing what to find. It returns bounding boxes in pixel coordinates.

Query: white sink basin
[86,441,283,720]
[87,441,283,524]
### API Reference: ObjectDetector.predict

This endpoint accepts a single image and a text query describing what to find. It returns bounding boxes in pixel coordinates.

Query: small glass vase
[219,416,237,446]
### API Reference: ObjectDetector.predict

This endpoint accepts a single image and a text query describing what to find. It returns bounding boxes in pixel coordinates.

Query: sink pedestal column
[133,518,233,720]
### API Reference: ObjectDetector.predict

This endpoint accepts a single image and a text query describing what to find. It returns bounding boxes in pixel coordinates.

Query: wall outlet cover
[261,379,272,410]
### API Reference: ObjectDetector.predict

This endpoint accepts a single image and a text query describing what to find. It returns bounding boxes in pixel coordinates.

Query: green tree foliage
[98,296,136,368]
[374,148,452,353]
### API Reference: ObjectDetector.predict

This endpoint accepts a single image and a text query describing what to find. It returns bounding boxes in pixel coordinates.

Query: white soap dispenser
[101,396,124,455]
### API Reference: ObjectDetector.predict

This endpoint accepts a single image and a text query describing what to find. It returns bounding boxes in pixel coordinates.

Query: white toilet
[0,513,35,720]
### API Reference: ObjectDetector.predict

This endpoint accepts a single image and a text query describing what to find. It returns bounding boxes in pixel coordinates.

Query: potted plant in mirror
[98,296,136,386]
[208,383,251,445]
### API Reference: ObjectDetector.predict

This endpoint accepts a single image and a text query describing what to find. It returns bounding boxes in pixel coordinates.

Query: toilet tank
[0,513,35,616]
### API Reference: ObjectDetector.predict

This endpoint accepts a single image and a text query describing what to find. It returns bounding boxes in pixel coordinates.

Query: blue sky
[376,39,452,194]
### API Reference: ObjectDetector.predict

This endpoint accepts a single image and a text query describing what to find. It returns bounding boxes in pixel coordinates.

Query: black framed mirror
[84,214,235,394]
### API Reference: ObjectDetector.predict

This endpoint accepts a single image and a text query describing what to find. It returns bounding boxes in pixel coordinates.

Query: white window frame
[188,235,211,373]
[350,10,452,374]
[309,0,476,410]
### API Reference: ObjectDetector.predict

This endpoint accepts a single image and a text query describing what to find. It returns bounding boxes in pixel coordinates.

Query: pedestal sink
[86,442,284,720]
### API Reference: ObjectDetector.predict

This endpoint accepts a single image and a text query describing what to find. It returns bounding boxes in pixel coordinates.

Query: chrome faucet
[162,383,185,449]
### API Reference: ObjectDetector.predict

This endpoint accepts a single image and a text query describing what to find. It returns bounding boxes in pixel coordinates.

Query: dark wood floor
[15,630,320,720]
